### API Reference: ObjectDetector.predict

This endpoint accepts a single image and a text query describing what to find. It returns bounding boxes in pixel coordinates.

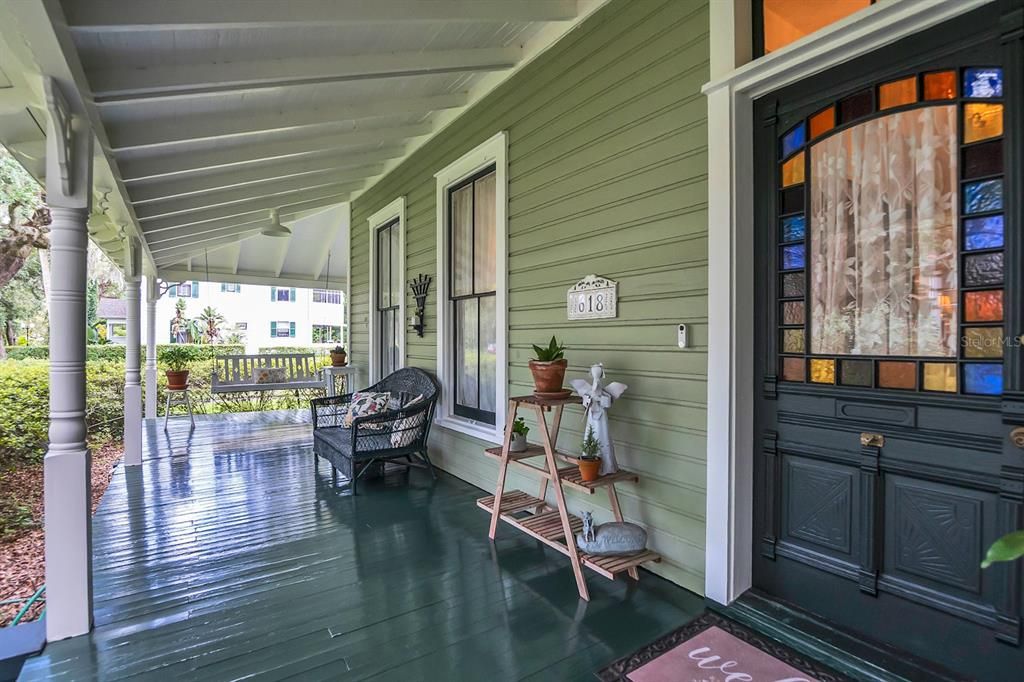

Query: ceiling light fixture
[260,208,291,237]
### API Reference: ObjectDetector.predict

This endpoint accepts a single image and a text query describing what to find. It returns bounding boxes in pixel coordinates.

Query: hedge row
[3,344,245,362]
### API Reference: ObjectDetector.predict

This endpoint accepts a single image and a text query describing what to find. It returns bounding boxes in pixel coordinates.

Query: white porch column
[144,276,158,419]
[42,78,95,640]
[123,238,142,466]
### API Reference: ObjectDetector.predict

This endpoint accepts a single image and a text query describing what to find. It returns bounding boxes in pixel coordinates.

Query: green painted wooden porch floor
[20,410,703,681]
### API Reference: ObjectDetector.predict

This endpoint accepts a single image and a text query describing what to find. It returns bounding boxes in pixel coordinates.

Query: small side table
[164,387,195,431]
[323,365,361,397]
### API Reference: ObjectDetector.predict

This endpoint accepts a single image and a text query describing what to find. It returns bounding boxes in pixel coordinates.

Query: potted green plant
[529,336,567,395]
[330,345,348,367]
[578,427,602,482]
[510,417,530,453]
[163,345,196,390]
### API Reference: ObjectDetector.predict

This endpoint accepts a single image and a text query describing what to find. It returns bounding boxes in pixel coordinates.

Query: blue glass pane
[964,215,1004,250]
[780,123,806,158]
[964,363,1002,395]
[964,68,1003,99]
[781,244,805,270]
[964,179,1003,214]
[781,215,806,242]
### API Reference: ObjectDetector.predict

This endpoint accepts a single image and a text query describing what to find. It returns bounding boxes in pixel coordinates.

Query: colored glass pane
[763,0,871,53]
[781,244,805,270]
[781,357,805,382]
[809,107,835,138]
[964,290,1003,322]
[964,215,1004,250]
[964,179,1003,214]
[782,329,805,353]
[781,301,804,326]
[780,186,805,214]
[964,363,1002,395]
[964,327,1003,359]
[810,358,835,384]
[965,252,1004,287]
[923,71,956,100]
[781,123,806,158]
[879,77,917,110]
[838,90,872,123]
[922,363,957,392]
[840,360,872,387]
[964,67,1003,98]
[781,152,805,187]
[781,215,806,242]
[878,361,916,389]
[963,141,1002,179]
[964,103,1003,143]
[781,272,804,298]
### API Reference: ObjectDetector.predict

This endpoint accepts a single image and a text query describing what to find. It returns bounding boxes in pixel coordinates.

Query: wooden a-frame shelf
[478,394,660,600]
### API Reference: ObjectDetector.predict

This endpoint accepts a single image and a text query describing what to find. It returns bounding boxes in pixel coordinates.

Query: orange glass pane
[922,363,957,392]
[964,103,1004,144]
[879,77,918,110]
[923,71,956,100]
[763,0,872,53]
[810,358,835,384]
[809,107,835,138]
[781,357,805,382]
[781,152,805,187]
[879,361,916,389]
[965,290,1003,322]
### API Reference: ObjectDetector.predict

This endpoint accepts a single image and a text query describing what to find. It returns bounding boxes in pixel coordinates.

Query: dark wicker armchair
[310,367,439,493]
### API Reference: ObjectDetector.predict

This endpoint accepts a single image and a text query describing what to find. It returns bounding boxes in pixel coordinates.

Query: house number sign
[567,275,617,320]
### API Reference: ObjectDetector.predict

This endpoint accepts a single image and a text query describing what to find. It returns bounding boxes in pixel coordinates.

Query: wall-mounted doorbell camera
[677,324,688,349]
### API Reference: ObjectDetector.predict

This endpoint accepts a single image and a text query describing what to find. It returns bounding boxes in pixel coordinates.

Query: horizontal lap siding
[351,0,709,593]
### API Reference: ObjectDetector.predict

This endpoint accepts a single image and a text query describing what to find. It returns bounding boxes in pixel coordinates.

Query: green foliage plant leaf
[982,530,1024,568]
[531,336,565,362]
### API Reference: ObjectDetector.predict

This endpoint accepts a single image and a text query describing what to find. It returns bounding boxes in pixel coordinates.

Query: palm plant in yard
[197,306,226,344]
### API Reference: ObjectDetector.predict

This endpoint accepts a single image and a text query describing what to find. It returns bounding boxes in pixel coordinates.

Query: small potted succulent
[510,417,530,453]
[578,427,602,482]
[529,336,567,395]
[163,345,196,390]
[330,345,348,367]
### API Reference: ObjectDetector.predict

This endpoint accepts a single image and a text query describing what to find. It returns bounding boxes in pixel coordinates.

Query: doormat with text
[596,611,851,682]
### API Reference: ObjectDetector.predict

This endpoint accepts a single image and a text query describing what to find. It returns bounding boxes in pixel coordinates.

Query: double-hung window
[376,219,402,378]
[313,289,342,304]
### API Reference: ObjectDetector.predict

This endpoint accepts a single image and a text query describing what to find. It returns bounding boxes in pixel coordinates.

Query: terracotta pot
[166,370,190,390]
[529,358,567,394]
[578,457,601,482]
[330,351,348,367]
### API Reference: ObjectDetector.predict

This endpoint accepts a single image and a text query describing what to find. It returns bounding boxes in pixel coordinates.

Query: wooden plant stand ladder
[477,394,660,601]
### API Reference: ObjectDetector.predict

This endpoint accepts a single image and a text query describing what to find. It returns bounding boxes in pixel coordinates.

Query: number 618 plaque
[567,275,617,320]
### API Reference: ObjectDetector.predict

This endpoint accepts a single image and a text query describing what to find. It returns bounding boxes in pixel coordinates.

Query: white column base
[145,368,157,419]
[124,384,143,466]
[43,446,93,640]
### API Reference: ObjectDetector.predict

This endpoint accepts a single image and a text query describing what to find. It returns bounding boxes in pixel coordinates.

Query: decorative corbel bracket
[43,78,74,197]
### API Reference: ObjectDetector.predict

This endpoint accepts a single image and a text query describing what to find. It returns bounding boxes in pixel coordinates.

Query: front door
[752,4,1023,679]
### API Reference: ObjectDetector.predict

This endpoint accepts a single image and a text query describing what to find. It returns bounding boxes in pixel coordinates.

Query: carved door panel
[752,4,1024,679]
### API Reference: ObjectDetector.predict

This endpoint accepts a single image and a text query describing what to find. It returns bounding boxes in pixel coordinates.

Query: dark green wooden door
[752,4,1023,679]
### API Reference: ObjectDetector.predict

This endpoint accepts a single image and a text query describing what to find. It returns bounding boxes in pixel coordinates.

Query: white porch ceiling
[0,0,606,287]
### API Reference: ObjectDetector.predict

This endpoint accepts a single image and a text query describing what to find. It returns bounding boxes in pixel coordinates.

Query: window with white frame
[313,289,342,304]
[312,324,342,344]
[271,321,295,338]
[221,282,241,293]
[435,132,508,441]
[368,197,406,383]
[271,286,296,302]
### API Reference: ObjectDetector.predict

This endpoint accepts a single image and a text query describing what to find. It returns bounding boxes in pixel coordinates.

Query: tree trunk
[0,330,6,359]
[39,246,51,309]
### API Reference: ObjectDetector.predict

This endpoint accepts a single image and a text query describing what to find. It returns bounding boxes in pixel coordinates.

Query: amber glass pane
[878,361,916,389]
[781,152,805,187]
[922,363,957,392]
[810,358,836,384]
[964,103,1004,144]
[781,301,804,325]
[923,71,956,100]
[964,327,1003,358]
[782,329,805,353]
[965,290,1003,322]
[781,357,805,382]
[879,77,917,110]
[809,107,836,139]
[810,106,958,356]
[763,0,871,53]
[840,359,872,387]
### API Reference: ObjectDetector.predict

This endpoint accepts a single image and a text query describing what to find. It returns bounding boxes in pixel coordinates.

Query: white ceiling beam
[90,48,519,103]
[65,1,577,30]
[273,235,291,277]
[157,266,348,290]
[313,221,345,281]
[106,93,467,151]
[117,127,422,181]
[147,220,266,249]
[152,232,262,263]
[228,241,241,275]
[140,190,351,234]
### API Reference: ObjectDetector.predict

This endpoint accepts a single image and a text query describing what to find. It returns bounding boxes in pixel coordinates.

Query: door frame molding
[702,0,995,606]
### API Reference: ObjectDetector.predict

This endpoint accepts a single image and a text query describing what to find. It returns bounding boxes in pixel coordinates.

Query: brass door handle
[860,432,884,447]
[1011,427,1024,449]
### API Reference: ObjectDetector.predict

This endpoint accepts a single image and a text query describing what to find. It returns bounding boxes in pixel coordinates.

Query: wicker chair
[310,367,439,494]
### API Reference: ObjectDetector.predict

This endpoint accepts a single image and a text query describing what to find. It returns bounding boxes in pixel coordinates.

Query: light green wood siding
[351,0,709,593]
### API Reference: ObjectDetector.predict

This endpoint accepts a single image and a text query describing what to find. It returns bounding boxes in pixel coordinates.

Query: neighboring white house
[148,282,346,353]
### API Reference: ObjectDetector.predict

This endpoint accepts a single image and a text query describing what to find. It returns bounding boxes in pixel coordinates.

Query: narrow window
[376,219,401,378]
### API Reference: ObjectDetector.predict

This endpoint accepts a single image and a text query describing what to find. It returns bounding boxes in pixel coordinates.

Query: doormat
[596,611,851,682]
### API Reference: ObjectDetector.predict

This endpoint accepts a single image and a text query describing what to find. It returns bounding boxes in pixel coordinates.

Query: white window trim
[434,131,509,444]
[702,0,994,607]
[367,196,407,384]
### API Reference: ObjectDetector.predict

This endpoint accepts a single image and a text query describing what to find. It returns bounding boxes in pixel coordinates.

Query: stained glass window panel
[840,360,872,387]
[780,186,805,214]
[922,363,957,392]
[964,179,1003,214]
[964,252,1004,287]
[964,67,1003,98]
[781,301,804,326]
[923,71,956,100]
[964,327,1003,359]
[964,103,1004,144]
[879,77,917,110]
[782,329,805,353]
[809,107,835,138]
[809,106,958,356]
[781,244,805,270]
[810,358,835,384]
[878,361,917,389]
[839,90,873,123]
[964,290,1003,322]
[963,141,1002,179]
[781,124,806,158]
[781,357,805,382]
[781,215,806,242]
[964,363,1002,395]
[964,215,1004,250]
[781,272,805,298]
[781,152,805,187]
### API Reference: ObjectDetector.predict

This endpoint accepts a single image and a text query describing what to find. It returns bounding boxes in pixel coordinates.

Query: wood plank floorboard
[19,410,703,681]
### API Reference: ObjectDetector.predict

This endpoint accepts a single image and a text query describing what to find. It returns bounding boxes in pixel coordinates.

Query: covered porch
[19,411,701,680]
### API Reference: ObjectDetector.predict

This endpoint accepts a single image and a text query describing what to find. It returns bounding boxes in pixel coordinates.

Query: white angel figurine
[570,363,627,476]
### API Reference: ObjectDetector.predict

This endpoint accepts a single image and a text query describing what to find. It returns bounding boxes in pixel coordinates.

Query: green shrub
[0,360,49,466]
[4,343,245,363]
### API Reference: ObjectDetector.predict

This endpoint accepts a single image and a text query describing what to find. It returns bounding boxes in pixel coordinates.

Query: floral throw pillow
[390,394,426,447]
[253,367,287,384]
[343,391,391,427]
